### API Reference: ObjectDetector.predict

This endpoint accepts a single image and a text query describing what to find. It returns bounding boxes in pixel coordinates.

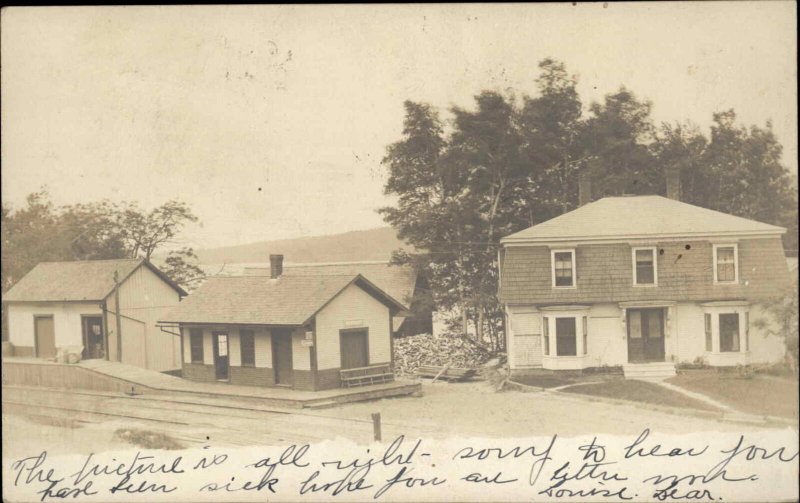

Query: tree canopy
[1,191,204,293]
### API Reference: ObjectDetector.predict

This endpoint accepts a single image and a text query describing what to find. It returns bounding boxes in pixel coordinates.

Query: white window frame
[632,247,658,287]
[551,249,577,289]
[712,244,739,284]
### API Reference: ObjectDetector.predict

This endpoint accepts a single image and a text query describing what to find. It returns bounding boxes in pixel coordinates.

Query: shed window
[556,317,577,356]
[189,329,204,363]
[719,313,740,352]
[714,245,738,283]
[240,330,255,367]
[633,248,656,285]
[552,250,575,287]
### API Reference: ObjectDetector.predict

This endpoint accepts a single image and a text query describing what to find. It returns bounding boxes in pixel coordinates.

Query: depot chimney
[269,254,284,279]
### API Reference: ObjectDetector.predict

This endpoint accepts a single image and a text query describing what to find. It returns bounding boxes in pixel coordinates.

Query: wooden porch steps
[623,362,676,381]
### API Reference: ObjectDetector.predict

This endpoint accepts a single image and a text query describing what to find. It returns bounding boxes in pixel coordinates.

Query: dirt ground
[2,380,778,460]
[323,380,769,437]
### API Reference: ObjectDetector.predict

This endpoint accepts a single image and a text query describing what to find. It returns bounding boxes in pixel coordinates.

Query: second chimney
[578,170,592,206]
[666,168,681,201]
[269,254,284,279]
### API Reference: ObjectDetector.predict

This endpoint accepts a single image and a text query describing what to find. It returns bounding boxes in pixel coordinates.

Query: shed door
[272,330,294,386]
[82,316,105,359]
[340,329,369,369]
[35,316,56,359]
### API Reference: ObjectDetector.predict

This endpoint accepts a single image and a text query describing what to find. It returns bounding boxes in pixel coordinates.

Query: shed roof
[160,273,408,326]
[3,258,187,302]
[502,196,785,243]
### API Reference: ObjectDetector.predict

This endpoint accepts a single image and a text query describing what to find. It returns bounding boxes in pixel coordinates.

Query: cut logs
[393,332,492,378]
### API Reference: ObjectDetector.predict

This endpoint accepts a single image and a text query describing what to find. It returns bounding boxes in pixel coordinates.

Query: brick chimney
[578,170,592,206]
[666,168,681,201]
[269,254,283,279]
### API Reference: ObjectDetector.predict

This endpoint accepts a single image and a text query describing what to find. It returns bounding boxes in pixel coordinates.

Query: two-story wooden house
[498,195,790,379]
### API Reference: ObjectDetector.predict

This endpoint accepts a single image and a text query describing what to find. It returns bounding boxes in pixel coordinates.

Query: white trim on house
[712,243,739,284]
[551,249,577,289]
[632,246,658,287]
[501,231,783,246]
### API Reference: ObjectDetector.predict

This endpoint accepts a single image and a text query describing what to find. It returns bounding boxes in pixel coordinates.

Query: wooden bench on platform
[340,364,395,388]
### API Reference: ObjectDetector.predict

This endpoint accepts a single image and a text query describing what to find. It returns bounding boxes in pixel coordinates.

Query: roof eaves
[501,228,786,245]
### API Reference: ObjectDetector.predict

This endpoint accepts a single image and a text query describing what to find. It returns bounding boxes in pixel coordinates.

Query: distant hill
[192,227,413,265]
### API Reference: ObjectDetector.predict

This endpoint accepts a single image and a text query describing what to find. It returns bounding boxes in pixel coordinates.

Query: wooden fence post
[371,412,381,442]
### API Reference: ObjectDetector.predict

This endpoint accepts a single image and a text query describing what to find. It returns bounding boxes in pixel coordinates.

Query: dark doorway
[272,329,294,386]
[34,316,56,359]
[340,329,369,369]
[81,316,105,359]
[627,308,665,362]
[212,332,229,380]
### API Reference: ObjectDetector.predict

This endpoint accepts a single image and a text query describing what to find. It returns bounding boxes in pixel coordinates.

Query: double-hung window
[713,244,738,283]
[552,249,576,288]
[633,247,657,286]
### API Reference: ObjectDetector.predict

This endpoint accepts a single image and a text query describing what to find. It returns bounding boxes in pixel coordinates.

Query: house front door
[82,316,105,359]
[34,316,56,359]
[272,330,294,386]
[212,332,229,380]
[627,308,665,363]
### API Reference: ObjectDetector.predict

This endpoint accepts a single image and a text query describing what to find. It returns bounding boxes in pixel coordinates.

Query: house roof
[502,196,786,244]
[159,273,408,326]
[244,261,418,306]
[2,258,187,302]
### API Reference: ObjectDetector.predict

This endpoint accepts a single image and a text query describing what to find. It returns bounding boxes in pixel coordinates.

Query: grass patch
[667,372,799,419]
[513,375,577,388]
[113,428,185,450]
[561,380,721,412]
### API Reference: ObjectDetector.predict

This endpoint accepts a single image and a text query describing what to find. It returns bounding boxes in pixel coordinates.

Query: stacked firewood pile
[393,332,493,378]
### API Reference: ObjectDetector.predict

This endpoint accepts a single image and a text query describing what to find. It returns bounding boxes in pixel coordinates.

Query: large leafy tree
[1,192,204,294]
[382,58,798,348]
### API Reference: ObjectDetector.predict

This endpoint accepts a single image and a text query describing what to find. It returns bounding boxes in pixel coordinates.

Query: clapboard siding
[501,237,789,305]
[114,265,183,371]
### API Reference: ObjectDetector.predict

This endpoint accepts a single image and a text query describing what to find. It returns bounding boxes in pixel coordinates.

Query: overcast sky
[2,3,796,250]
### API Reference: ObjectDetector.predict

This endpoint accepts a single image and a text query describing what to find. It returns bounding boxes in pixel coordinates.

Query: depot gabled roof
[502,195,785,244]
[159,273,409,327]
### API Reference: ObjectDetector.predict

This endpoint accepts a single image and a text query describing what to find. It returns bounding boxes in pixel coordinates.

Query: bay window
[701,302,749,366]
[540,307,590,369]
